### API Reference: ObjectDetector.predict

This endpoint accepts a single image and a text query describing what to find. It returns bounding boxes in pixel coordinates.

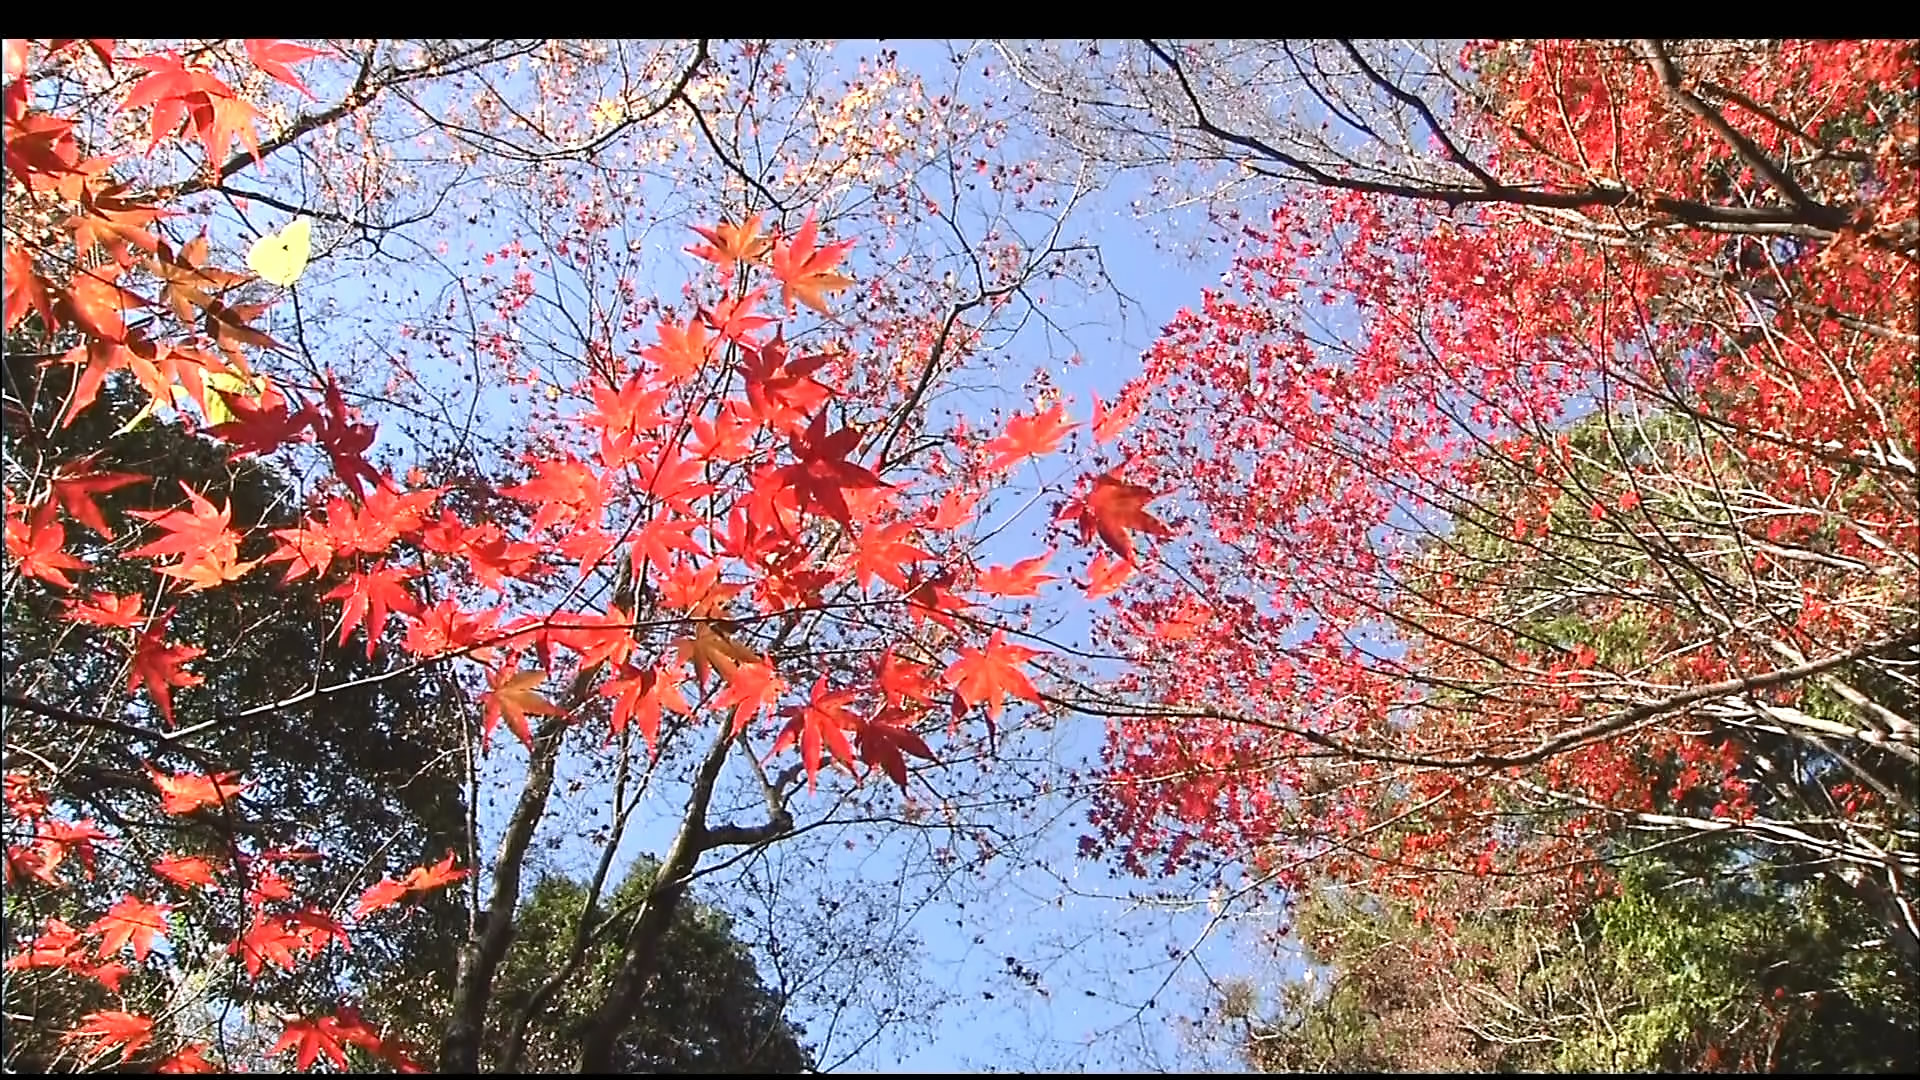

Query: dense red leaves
[1075,40,1917,922]
[6,40,1067,1064]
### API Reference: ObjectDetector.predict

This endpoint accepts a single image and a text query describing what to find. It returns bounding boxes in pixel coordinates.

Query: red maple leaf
[641,313,715,382]
[129,621,204,724]
[5,918,86,972]
[63,1010,154,1065]
[739,332,832,430]
[847,520,931,593]
[1079,550,1135,599]
[600,663,690,751]
[711,660,787,736]
[310,376,380,497]
[351,877,410,921]
[243,40,327,100]
[769,409,888,528]
[500,453,604,533]
[976,552,1058,598]
[272,1015,350,1071]
[701,284,774,345]
[1058,471,1173,562]
[208,382,312,457]
[88,895,169,963]
[125,482,255,589]
[5,242,54,331]
[944,630,1043,722]
[157,1043,218,1073]
[324,562,420,658]
[772,676,861,792]
[66,590,144,627]
[152,853,219,890]
[1089,389,1142,445]
[6,500,88,588]
[231,914,303,979]
[855,715,935,790]
[126,483,235,560]
[982,401,1076,473]
[50,458,142,537]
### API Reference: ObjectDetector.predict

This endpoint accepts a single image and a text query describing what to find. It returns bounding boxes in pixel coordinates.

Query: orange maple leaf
[769,211,854,314]
[687,213,773,268]
[641,313,716,381]
[144,762,246,815]
[482,666,564,752]
[353,850,469,918]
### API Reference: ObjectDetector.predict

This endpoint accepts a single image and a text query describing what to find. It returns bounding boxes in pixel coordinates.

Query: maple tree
[1033,38,1917,1048]
[3,37,1124,1071]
